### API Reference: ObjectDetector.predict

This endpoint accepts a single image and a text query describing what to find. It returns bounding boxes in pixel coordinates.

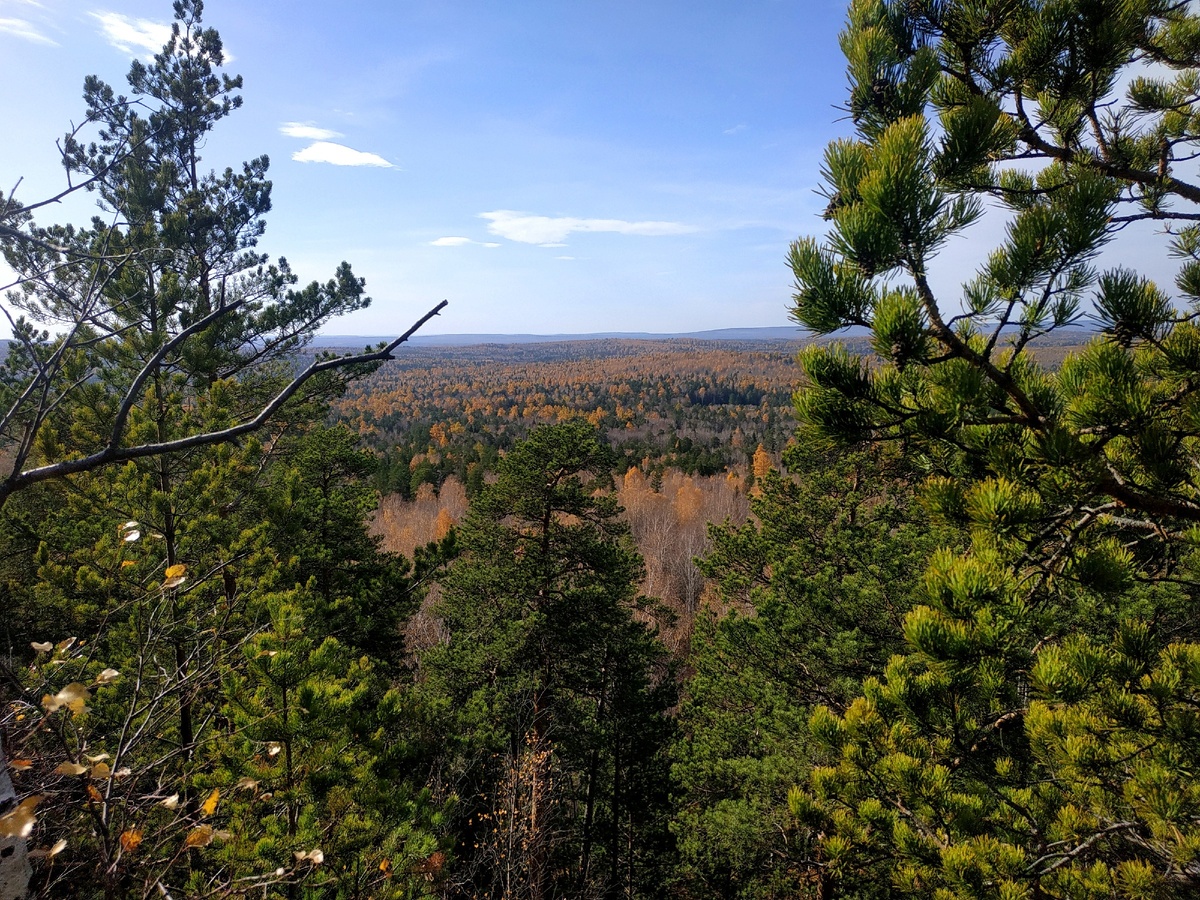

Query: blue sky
[0,0,853,337]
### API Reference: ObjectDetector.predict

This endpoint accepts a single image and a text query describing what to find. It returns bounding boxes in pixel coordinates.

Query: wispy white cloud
[280,122,343,140]
[479,210,697,246]
[723,123,747,135]
[0,16,56,45]
[291,141,394,168]
[91,11,171,58]
[430,236,500,248]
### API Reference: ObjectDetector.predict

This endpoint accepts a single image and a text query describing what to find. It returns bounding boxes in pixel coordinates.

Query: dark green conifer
[420,420,675,900]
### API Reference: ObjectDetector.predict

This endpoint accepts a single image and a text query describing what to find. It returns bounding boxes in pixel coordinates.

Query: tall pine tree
[419,420,675,900]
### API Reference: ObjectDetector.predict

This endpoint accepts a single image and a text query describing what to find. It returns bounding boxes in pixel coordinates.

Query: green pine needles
[787,1,1200,897]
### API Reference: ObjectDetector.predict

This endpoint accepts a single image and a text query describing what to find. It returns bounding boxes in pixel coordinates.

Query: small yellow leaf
[379,858,392,874]
[120,560,136,568]
[162,564,188,590]
[184,825,214,848]
[84,752,110,763]
[86,785,103,803]
[160,793,180,809]
[201,788,220,817]
[0,796,41,839]
[56,637,77,652]
[43,682,91,715]
[164,564,189,592]
[119,829,143,853]
[90,762,111,779]
[54,762,88,776]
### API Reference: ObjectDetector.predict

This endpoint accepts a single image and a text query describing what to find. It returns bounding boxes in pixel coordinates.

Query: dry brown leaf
[10,759,32,771]
[30,641,52,653]
[234,777,259,792]
[160,793,180,809]
[86,785,103,803]
[119,829,143,853]
[184,825,214,848]
[94,668,121,685]
[54,762,88,776]
[28,838,67,859]
[90,762,112,780]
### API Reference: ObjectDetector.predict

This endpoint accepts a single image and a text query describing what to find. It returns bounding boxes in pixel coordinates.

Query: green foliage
[786,0,1200,895]
[267,426,420,668]
[672,434,960,899]
[0,4,441,897]
[420,420,676,900]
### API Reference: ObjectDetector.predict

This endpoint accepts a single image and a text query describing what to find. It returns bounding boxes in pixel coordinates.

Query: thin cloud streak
[280,122,342,140]
[430,237,500,247]
[291,141,394,168]
[480,210,697,246]
[0,16,56,44]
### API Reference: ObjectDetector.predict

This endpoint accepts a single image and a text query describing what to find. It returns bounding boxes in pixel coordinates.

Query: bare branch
[0,300,449,504]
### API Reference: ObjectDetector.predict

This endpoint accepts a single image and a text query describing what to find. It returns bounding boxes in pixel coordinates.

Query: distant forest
[330,338,804,497]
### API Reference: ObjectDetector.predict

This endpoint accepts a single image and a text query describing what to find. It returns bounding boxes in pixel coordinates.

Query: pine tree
[266,426,419,669]
[419,420,675,900]
[784,1,1200,896]
[673,433,958,899]
[0,4,442,896]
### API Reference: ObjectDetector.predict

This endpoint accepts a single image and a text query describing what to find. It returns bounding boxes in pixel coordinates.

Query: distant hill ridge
[313,326,807,347]
[0,324,1100,358]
